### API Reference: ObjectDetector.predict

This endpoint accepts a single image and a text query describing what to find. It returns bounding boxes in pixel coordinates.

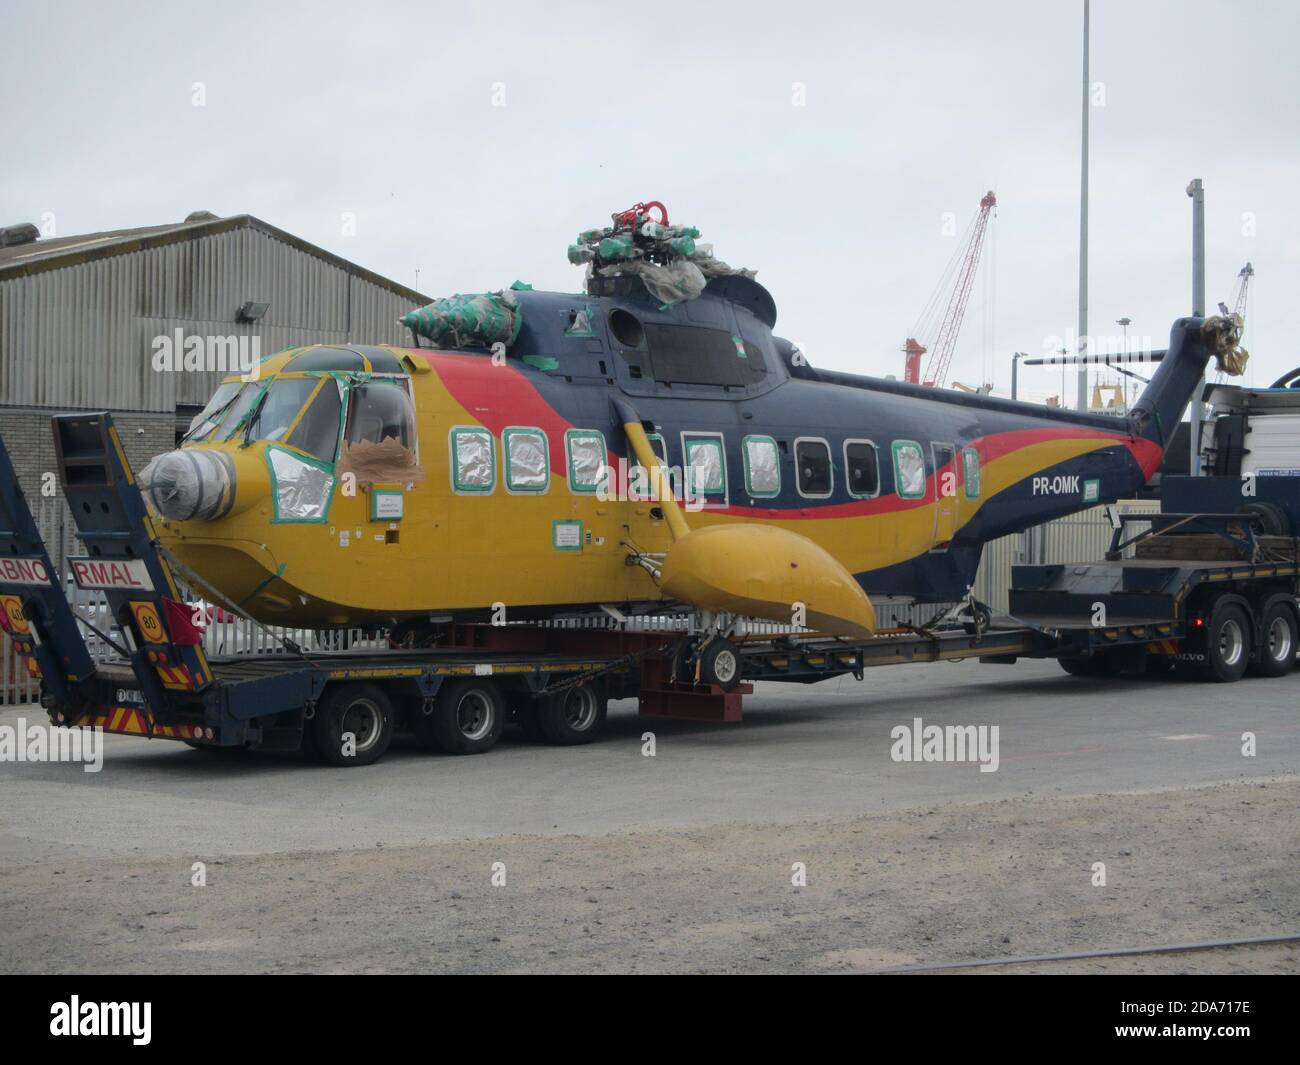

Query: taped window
[286,379,344,463]
[795,438,832,498]
[267,447,334,522]
[845,441,880,498]
[339,381,425,486]
[963,448,981,499]
[450,427,496,493]
[684,434,726,499]
[504,427,549,492]
[893,441,926,499]
[566,430,608,494]
[743,435,780,498]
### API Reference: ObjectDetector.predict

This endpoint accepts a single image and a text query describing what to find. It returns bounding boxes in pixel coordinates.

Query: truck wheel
[536,681,607,745]
[424,678,505,755]
[1238,501,1290,536]
[1058,653,1111,676]
[698,637,742,691]
[1199,601,1252,682]
[1250,601,1297,678]
[312,683,394,766]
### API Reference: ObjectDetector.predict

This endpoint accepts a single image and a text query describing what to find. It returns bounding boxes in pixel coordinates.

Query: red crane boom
[903,190,997,388]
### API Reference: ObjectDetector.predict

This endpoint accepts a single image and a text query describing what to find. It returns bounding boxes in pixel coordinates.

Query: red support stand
[637,654,750,722]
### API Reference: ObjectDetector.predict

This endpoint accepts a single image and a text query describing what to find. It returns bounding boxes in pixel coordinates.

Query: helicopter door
[930,442,957,551]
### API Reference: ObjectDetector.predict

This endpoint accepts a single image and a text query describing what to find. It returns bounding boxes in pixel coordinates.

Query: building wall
[0,224,424,414]
[0,407,173,502]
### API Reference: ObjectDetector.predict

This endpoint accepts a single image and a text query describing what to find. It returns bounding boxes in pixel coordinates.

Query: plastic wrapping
[895,444,926,498]
[686,439,724,495]
[506,430,547,490]
[400,289,522,349]
[453,429,495,491]
[597,258,707,306]
[567,433,606,490]
[744,437,779,495]
[268,448,334,522]
[139,448,234,522]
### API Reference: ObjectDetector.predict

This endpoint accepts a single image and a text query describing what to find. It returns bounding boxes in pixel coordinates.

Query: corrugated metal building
[0,211,427,494]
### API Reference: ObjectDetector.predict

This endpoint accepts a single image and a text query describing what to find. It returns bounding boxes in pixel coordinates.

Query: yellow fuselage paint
[158,349,1118,627]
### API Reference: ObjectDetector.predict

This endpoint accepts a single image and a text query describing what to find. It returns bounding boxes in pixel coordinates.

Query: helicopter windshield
[243,378,318,445]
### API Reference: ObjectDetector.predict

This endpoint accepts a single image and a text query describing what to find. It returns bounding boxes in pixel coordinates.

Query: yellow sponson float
[619,406,875,638]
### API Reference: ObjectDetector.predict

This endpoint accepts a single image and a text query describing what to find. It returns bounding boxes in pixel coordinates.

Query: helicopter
[136,203,1246,658]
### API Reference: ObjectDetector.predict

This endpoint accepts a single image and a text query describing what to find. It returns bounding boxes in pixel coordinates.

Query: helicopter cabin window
[892,441,927,500]
[683,433,727,501]
[504,427,549,493]
[449,427,496,494]
[566,429,608,494]
[795,438,833,498]
[286,379,344,463]
[845,440,880,498]
[963,448,981,499]
[743,435,780,498]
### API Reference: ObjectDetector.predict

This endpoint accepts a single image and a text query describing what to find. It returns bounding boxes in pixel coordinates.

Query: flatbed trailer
[0,414,1295,767]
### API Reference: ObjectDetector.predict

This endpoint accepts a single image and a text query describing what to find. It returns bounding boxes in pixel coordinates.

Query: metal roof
[0,213,428,303]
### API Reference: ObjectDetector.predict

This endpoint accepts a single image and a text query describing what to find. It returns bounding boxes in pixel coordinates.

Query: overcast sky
[4,0,1298,401]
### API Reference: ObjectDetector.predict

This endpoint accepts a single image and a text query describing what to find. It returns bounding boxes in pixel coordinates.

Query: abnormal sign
[68,557,154,592]
[0,556,53,586]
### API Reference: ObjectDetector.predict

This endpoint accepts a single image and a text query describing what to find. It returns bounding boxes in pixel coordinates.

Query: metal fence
[1,500,1159,705]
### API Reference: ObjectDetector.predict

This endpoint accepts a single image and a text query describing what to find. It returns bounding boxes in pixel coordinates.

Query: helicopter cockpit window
[214,382,263,441]
[184,382,242,442]
[244,378,318,444]
[346,381,416,449]
[337,381,426,486]
[286,380,344,462]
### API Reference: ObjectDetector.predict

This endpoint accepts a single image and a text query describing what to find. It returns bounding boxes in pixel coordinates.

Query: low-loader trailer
[0,414,1294,767]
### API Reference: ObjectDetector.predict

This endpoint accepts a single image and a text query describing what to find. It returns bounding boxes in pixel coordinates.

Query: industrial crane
[903,190,997,388]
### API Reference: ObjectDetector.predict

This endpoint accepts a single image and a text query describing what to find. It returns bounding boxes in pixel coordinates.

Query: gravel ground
[2,778,1295,974]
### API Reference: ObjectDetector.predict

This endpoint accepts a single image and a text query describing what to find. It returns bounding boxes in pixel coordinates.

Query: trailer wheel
[312,683,395,766]
[536,681,608,745]
[423,678,505,755]
[1199,601,1252,683]
[1250,600,1297,678]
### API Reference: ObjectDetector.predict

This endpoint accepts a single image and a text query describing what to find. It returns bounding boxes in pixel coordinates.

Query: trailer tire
[312,683,395,766]
[1249,599,1298,678]
[536,681,607,745]
[1198,601,1252,683]
[424,678,505,755]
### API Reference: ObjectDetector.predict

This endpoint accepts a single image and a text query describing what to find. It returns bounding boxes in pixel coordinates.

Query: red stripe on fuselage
[421,350,1163,516]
